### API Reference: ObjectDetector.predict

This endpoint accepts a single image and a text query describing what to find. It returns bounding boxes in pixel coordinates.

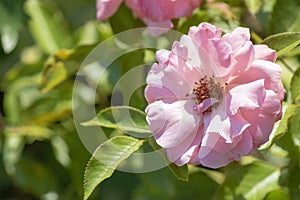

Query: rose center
[192,75,225,104]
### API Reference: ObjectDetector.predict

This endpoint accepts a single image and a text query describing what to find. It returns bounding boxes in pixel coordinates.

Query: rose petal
[254,44,277,62]
[222,27,250,52]
[228,79,266,115]
[229,60,285,99]
[146,100,200,148]
[166,124,202,164]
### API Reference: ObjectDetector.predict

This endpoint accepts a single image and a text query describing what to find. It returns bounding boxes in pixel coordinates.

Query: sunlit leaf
[4,126,53,139]
[264,189,290,200]
[214,162,281,200]
[262,32,300,57]
[82,106,151,134]
[1,26,19,54]
[290,67,300,103]
[83,136,143,200]
[24,0,73,54]
[245,0,262,14]
[2,134,25,175]
[0,0,24,53]
[39,45,96,93]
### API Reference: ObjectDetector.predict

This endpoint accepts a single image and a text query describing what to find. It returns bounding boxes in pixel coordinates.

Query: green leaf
[259,103,298,150]
[1,25,19,54]
[286,163,300,198]
[268,0,300,34]
[174,171,219,200]
[148,137,189,181]
[214,162,281,200]
[39,45,96,93]
[290,67,300,103]
[83,136,143,200]
[168,163,189,182]
[262,32,300,57]
[264,189,290,200]
[2,134,25,175]
[245,0,262,14]
[108,4,135,34]
[4,126,53,139]
[82,106,151,134]
[24,0,73,54]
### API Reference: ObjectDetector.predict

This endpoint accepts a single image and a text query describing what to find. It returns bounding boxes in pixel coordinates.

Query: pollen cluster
[192,75,225,104]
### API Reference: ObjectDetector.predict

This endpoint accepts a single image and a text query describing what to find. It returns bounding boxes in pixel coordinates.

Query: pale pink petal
[144,84,177,104]
[241,109,275,147]
[188,23,222,51]
[166,125,201,164]
[254,45,277,62]
[199,130,253,168]
[232,130,253,156]
[203,103,250,143]
[210,39,233,68]
[228,79,266,115]
[146,100,200,148]
[229,41,255,78]
[172,126,203,166]
[156,49,170,66]
[179,35,201,68]
[261,90,282,121]
[230,60,285,99]
[96,0,123,21]
[194,98,219,113]
[222,27,250,52]
[145,63,192,102]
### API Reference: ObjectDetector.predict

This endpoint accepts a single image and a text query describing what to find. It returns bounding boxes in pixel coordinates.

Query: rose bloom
[96,0,201,36]
[144,23,285,168]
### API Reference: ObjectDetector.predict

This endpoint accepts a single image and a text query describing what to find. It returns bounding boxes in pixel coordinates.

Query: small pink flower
[96,0,202,36]
[145,23,285,168]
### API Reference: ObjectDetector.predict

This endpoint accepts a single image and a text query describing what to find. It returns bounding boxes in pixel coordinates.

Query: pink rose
[145,22,285,168]
[96,0,202,35]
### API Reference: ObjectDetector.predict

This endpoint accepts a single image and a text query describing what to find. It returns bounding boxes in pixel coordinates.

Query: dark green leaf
[268,0,300,34]
[108,4,135,34]
[83,136,143,200]
[262,32,300,57]
[174,171,218,200]
[82,106,151,134]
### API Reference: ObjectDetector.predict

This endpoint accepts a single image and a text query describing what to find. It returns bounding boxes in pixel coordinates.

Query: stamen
[192,75,225,104]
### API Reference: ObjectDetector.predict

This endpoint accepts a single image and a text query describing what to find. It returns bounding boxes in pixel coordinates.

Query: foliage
[0,0,299,199]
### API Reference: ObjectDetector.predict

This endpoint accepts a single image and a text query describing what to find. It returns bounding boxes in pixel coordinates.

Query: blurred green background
[0,0,300,199]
